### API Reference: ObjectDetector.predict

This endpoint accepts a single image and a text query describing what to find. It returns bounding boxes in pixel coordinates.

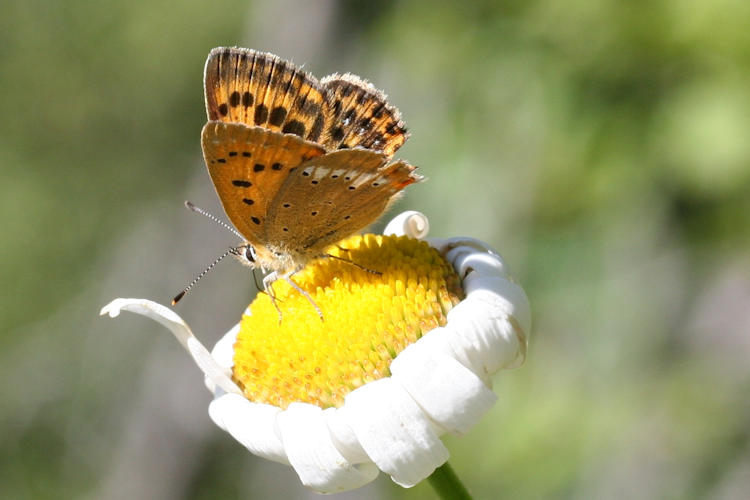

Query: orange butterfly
[187,47,422,313]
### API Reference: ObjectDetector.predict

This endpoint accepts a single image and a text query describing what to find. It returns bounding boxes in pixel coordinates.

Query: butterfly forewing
[204,47,333,143]
[201,121,326,245]
[264,149,421,257]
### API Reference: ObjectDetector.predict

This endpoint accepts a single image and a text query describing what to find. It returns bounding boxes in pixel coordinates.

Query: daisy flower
[101,211,530,495]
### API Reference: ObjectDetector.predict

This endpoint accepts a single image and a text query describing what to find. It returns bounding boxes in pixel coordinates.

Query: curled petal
[383,210,430,238]
[338,378,449,488]
[100,298,242,395]
[210,322,239,369]
[440,240,531,373]
[205,323,239,393]
[277,403,379,493]
[443,291,527,378]
[324,408,371,464]
[448,246,512,281]
[429,236,500,256]
[208,393,288,464]
[463,274,532,339]
[390,339,497,435]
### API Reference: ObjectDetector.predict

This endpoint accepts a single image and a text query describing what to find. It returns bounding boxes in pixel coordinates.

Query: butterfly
[197,47,422,313]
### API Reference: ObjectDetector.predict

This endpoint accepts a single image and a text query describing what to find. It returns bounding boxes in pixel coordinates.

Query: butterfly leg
[261,272,285,323]
[282,272,324,321]
[322,253,382,275]
[262,271,324,322]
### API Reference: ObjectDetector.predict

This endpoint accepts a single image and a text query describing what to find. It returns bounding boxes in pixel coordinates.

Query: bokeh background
[3,0,749,498]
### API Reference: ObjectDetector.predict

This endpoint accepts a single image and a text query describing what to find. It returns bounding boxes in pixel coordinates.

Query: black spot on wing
[282,120,305,137]
[308,114,324,142]
[254,104,268,124]
[269,106,287,126]
[332,127,344,141]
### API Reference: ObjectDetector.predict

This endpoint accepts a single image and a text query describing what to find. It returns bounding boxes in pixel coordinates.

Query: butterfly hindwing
[265,149,421,255]
[201,121,326,245]
[321,73,409,157]
[204,47,333,143]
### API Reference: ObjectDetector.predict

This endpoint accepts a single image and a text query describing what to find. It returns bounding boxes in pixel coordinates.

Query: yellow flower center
[232,234,463,409]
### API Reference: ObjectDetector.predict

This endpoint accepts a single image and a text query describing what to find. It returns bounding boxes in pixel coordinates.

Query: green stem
[427,462,473,500]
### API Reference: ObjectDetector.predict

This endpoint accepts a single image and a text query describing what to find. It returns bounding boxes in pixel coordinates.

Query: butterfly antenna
[172,247,241,305]
[184,200,243,239]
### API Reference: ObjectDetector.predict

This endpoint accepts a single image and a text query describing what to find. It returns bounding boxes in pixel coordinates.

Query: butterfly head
[232,243,258,267]
[231,241,303,275]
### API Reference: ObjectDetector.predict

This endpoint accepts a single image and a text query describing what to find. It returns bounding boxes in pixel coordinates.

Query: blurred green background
[2,0,749,498]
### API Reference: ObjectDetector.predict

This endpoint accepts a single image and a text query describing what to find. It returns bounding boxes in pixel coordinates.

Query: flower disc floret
[232,234,463,409]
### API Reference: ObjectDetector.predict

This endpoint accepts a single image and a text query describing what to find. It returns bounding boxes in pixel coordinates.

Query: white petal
[100,298,242,395]
[204,323,239,393]
[277,403,379,493]
[383,211,430,238]
[338,378,449,488]
[444,290,527,377]
[391,339,497,435]
[208,393,288,464]
[448,246,511,281]
[463,274,532,337]
[211,322,239,370]
[324,408,371,464]
[428,236,499,257]
[433,237,530,332]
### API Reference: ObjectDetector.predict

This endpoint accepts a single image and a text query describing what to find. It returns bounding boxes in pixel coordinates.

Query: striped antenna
[171,247,243,305]
[184,200,243,238]
[172,201,246,305]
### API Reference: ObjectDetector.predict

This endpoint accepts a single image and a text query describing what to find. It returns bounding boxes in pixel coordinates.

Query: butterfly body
[201,47,421,275]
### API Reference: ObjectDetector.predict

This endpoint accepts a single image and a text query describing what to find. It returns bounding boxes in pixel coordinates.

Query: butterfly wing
[201,48,420,270]
[204,47,333,143]
[265,149,422,257]
[201,121,326,245]
[320,73,409,157]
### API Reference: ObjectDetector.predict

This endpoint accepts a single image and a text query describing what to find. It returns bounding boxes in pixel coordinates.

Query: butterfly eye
[244,246,257,263]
